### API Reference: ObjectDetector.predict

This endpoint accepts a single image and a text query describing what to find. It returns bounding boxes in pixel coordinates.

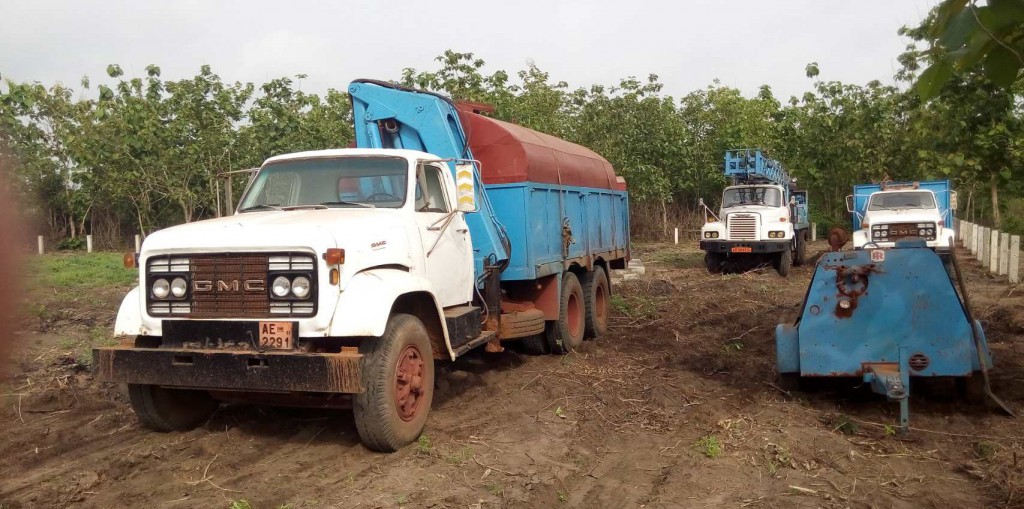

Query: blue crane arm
[347,80,510,280]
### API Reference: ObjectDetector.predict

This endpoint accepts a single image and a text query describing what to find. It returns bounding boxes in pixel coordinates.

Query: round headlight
[272,276,291,297]
[874,231,881,238]
[927,228,934,235]
[152,278,170,299]
[170,277,187,298]
[291,276,311,298]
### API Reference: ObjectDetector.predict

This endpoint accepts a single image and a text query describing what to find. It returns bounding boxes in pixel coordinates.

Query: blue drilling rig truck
[699,149,810,276]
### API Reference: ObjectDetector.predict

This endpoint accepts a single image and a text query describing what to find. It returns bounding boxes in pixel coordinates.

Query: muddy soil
[2,241,1023,508]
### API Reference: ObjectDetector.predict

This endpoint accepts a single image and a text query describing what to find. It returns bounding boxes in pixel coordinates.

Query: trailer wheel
[354,313,435,452]
[127,384,219,432]
[794,231,807,267]
[550,272,585,354]
[776,247,792,277]
[704,252,724,274]
[581,266,610,339]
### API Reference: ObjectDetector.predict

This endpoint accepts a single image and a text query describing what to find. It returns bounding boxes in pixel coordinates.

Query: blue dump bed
[487,183,629,281]
[851,180,955,231]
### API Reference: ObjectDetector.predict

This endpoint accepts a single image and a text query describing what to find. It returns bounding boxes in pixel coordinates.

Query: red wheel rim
[394,344,426,422]
[567,291,582,339]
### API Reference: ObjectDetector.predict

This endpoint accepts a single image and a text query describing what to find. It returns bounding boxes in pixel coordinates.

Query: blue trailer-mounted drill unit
[775,236,1011,432]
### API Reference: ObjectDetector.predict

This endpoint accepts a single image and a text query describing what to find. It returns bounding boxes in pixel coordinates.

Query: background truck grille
[147,253,316,318]
[727,214,758,240]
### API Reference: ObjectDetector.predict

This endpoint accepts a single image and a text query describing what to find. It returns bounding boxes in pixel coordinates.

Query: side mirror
[950,191,958,210]
[455,163,478,213]
[845,195,854,213]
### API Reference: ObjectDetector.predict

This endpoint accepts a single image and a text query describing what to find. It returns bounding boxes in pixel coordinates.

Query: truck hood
[141,209,410,256]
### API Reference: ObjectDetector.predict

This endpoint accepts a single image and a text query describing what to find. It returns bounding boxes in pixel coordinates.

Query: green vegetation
[695,435,722,458]
[415,434,432,455]
[27,252,136,289]
[227,501,253,509]
[4,7,1024,243]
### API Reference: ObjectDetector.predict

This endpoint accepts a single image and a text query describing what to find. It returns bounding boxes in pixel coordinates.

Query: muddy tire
[794,231,807,267]
[704,252,724,274]
[549,272,586,354]
[581,266,610,339]
[354,313,435,452]
[127,384,219,432]
[776,246,792,277]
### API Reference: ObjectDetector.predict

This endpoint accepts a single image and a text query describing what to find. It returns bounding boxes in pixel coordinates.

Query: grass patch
[695,435,722,458]
[27,252,137,289]
[609,294,658,319]
[648,249,704,269]
[227,501,253,509]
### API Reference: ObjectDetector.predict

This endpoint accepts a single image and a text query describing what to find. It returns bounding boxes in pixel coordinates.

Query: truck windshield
[239,156,409,211]
[868,191,936,211]
[722,187,781,208]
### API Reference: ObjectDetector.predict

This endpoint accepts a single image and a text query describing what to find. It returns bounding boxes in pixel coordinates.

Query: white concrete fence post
[37,235,44,255]
[1010,235,1020,284]
[982,227,991,268]
[987,228,995,272]
[811,223,817,241]
[86,234,93,254]
[999,232,1010,276]
[958,220,964,241]
[971,225,979,256]
[134,234,142,253]
[674,227,679,245]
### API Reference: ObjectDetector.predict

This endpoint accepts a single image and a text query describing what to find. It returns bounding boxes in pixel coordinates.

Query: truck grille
[728,214,758,240]
[147,253,316,318]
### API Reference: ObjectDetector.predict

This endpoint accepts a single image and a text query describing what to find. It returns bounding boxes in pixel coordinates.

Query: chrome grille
[728,214,758,240]
[147,253,316,318]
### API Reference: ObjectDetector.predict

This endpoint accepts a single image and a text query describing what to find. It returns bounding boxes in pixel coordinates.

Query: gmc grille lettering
[193,279,266,293]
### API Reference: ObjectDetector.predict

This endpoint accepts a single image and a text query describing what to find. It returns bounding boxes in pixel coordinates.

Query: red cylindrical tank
[456,106,627,191]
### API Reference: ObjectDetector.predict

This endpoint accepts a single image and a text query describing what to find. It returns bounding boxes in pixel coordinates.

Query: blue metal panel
[724,148,791,185]
[851,180,954,231]
[485,183,629,282]
[777,246,990,377]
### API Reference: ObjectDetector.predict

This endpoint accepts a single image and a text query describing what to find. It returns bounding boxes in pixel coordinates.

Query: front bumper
[700,240,789,254]
[93,347,363,393]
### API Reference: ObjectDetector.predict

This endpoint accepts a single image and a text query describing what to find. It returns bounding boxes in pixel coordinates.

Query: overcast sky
[1,0,938,102]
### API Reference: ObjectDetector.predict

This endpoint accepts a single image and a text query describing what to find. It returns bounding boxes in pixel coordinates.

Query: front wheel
[794,231,807,266]
[704,252,724,274]
[776,247,792,277]
[128,384,219,431]
[354,313,435,452]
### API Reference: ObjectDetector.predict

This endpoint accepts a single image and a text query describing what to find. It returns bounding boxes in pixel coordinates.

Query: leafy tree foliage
[3,3,1024,246]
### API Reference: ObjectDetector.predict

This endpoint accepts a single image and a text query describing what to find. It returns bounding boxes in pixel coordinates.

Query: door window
[416,166,450,213]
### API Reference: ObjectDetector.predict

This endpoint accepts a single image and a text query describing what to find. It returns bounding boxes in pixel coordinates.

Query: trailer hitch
[863,355,911,435]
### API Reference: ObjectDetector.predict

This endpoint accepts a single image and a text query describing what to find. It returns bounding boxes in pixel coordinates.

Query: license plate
[731,246,753,253]
[259,321,294,350]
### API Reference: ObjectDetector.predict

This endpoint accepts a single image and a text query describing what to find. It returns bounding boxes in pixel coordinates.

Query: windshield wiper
[319,201,375,209]
[239,204,283,213]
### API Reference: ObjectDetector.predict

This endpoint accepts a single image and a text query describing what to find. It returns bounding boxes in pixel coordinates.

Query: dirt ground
[2,241,1024,508]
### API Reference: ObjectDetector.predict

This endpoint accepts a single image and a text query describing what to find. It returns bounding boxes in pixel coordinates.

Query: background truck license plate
[731,246,753,253]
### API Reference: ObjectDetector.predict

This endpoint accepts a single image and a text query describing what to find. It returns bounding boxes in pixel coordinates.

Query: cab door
[413,163,474,307]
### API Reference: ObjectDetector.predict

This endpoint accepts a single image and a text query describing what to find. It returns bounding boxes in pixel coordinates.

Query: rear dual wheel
[548,272,586,354]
